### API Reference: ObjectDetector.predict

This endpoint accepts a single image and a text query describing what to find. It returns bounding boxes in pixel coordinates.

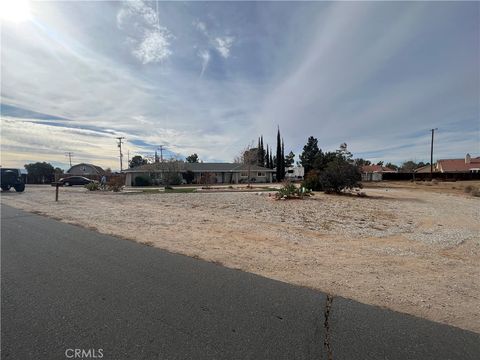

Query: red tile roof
[437,157,480,173]
[361,165,396,173]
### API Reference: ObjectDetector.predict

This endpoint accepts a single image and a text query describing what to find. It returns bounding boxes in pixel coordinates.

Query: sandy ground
[1,183,479,333]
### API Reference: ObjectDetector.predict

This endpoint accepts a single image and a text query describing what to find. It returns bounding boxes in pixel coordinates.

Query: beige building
[123,162,275,186]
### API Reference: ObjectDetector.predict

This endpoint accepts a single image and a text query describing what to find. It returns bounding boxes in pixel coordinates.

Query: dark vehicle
[57,176,94,186]
[1,168,25,192]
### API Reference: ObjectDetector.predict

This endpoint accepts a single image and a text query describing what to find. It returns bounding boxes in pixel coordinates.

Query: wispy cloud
[1,1,477,170]
[117,0,173,64]
[198,49,210,77]
[214,36,234,58]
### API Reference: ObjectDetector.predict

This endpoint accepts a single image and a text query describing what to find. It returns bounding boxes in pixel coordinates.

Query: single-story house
[436,154,480,173]
[123,162,276,186]
[415,154,480,174]
[361,165,396,181]
[66,163,105,178]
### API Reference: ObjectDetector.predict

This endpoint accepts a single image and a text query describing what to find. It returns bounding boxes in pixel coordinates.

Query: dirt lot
[2,182,479,333]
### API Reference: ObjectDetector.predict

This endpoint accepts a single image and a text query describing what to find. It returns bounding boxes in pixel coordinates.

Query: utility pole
[116,137,125,171]
[430,128,438,180]
[65,152,74,167]
[158,145,165,162]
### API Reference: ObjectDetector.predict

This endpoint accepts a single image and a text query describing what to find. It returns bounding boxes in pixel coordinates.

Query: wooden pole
[55,183,59,201]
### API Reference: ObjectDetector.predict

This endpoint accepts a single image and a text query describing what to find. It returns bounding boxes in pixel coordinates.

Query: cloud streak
[1,1,478,170]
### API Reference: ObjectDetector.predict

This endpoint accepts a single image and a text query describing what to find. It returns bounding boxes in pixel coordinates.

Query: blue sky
[1,1,478,170]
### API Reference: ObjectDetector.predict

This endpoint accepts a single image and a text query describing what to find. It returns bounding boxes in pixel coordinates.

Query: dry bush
[464,185,474,193]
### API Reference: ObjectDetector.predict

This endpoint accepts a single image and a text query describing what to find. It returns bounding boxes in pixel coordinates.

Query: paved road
[1,204,479,359]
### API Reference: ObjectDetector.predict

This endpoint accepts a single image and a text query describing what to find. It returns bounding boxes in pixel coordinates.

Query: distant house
[415,154,480,174]
[66,163,105,178]
[436,154,480,173]
[123,162,275,186]
[361,165,396,181]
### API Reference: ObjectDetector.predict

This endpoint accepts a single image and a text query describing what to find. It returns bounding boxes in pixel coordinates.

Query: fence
[380,172,480,181]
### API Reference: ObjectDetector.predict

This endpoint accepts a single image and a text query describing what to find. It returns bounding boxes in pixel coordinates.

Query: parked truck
[1,168,25,192]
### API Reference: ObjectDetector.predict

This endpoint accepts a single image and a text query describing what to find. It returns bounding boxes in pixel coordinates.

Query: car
[1,168,25,192]
[57,176,95,186]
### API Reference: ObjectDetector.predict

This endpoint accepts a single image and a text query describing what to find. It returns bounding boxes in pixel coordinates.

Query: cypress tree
[281,138,286,180]
[265,146,270,168]
[260,136,265,167]
[276,127,282,181]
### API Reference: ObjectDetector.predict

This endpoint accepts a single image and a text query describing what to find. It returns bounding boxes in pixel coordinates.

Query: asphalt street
[1,204,479,359]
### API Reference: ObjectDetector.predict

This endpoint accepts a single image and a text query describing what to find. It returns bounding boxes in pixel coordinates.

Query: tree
[257,136,265,167]
[276,128,285,181]
[186,153,199,163]
[335,143,353,162]
[53,167,64,181]
[385,162,398,171]
[129,155,147,168]
[284,151,295,168]
[183,170,195,184]
[318,156,362,193]
[354,158,371,167]
[265,146,270,169]
[236,143,257,187]
[376,161,384,166]
[299,136,320,173]
[24,162,55,184]
[163,160,182,186]
[312,150,336,172]
[400,161,419,173]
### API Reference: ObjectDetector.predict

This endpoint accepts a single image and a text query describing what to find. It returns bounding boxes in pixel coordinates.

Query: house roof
[361,165,396,173]
[414,164,437,173]
[437,157,480,173]
[67,163,105,174]
[123,162,275,173]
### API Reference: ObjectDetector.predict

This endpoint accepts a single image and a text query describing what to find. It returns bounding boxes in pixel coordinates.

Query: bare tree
[235,142,257,187]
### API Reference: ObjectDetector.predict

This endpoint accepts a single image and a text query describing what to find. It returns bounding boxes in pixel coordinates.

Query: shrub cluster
[134,175,151,186]
[276,181,312,200]
[84,182,99,191]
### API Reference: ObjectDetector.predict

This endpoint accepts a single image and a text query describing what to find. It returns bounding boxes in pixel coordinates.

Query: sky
[1,0,479,170]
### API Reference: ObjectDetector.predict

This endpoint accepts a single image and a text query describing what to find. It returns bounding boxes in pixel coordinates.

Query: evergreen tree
[276,127,283,181]
[300,136,320,173]
[280,138,286,180]
[256,135,265,167]
[270,153,274,169]
[265,146,270,168]
[285,151,295,168]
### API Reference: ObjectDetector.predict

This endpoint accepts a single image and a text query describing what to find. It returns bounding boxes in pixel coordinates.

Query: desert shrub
[107,177,124,192]
[302,170,322,191]
[318,158,362,194]
[183,170,195,184]
[134,175,151,187]
[276,181,311,199]
[164,172,182,186]
[165,185,173,190]
[84,182,99,191]
[464,185,474,193]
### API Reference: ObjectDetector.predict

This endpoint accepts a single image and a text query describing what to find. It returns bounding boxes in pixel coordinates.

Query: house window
[240,172,248,177]
[287,170,294,174]
[257,172,265,177]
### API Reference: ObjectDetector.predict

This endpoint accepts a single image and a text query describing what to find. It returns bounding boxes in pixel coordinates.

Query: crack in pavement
[324,295,334,360]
